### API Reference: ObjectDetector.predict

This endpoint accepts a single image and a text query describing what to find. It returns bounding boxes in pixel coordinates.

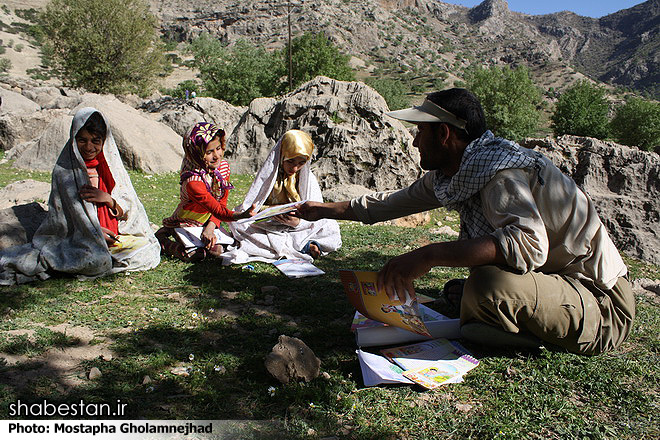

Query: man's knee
[462,265,522,307]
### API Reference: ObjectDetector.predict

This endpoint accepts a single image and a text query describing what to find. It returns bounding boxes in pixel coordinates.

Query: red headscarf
[85,151,118,235]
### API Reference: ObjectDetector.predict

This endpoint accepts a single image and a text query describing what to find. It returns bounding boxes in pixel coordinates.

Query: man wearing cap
[296,88,635,355]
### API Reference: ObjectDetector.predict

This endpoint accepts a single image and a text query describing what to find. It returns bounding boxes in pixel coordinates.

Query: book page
[235,200,307,224]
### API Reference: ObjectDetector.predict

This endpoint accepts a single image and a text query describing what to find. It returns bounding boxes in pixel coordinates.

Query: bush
[464,65,542,141]
[610,97,660,151]
[13,43,23,52]
[551,80,610,139]
[189,35,279,106]
[0,58,11,73]
[40,0,166,96]
[365,77,410,110]
[162,80,201,99]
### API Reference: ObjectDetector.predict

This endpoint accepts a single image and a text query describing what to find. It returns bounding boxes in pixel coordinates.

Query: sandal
[431,278,465,319]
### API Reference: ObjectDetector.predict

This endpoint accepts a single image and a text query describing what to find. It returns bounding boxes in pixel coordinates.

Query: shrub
[162,80,201,99]
[610,97,660,151]
[40,0,166,96]
[365,77,410,110]
[464,65,542,141]
[190,35,279,106]
[0,58,11,73]
[551,80,610,139]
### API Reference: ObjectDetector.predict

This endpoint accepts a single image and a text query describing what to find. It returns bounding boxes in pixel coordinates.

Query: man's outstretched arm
[295,201,359,221]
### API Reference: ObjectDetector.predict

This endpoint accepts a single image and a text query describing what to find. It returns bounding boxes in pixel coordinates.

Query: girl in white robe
[223,130,341,264]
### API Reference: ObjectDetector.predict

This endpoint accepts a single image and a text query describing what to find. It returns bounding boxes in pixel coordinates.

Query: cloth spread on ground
[222,134,341,264]
[0,107,161,285]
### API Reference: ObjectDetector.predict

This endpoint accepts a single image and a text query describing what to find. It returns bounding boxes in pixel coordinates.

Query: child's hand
[201,222,217,249]
[80,184,113,206]
[233,203,258,220]
[101,227,119,245]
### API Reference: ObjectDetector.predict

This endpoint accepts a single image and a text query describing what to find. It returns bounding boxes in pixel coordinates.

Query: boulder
[324,183,373,202]
[0,179,51,210]
[0,109,70,152]
[523,136,660,265]
[0,202,48,250]
[0,86,41,115]
[141,96,246,138]
[227,76,421,192]
[74,94,184,173]
[264,335,321,384]
[10,115,73,171]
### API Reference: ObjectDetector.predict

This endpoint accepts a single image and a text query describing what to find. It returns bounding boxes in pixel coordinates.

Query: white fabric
[0,107,160,285]
[222,138,342,264]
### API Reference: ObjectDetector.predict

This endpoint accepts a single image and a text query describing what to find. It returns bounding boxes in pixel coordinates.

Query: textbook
[339,269,431,337]
[175,226,235,249]
[108,235,150,261]
[235,200,307,224]
[380,338,479,389]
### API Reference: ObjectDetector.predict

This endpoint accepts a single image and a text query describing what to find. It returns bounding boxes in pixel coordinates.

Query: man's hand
[80,184,113,206]
[377,246,434,303]
[201,221,217,249]
[273,212,300,227]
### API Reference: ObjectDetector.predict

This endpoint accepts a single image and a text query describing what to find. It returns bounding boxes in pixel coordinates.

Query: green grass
[0,162,658,439]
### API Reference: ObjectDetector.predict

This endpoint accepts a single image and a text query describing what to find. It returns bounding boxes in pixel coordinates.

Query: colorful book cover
[108,234,150,261]
[339,270,431,337]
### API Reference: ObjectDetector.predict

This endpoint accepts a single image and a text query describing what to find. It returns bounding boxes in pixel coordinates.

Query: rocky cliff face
[146,0,658,97]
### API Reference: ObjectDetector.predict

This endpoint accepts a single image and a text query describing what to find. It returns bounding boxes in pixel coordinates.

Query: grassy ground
[0,160,658,439]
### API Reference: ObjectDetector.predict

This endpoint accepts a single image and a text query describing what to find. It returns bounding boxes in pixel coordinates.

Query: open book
[175,226,235,249]
[235,200,307,224]
[108,234,150,261]
[272,258,325,278]
[380,338,479,389]
[339,270,431,337]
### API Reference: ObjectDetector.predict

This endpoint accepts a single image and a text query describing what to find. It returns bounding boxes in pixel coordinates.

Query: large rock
[73,95,184,173]
[227,76,421,191]
[10,115,73,171]
[141,96,246,138]
[0,202,48,251]
[0,109,70,152]
[0,86,41,115]
[523,136,660,265]
[0,179,51,210]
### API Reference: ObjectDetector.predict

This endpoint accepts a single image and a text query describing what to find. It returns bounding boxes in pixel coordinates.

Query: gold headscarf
[267,130,314,205]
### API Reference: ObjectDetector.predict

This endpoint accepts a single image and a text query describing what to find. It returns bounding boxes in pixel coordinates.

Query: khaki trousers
[460,265,636,355]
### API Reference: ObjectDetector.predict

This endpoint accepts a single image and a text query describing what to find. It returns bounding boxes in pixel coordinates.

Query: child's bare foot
[309,242,321,259]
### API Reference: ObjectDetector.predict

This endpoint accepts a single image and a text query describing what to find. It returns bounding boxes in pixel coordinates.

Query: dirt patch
[0,324,115,392]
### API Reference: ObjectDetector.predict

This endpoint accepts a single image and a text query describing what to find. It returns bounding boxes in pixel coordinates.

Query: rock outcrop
[226,76,421,191]
[523,135,660,265]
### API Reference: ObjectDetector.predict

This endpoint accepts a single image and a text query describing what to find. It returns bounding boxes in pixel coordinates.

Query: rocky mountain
[147,0,658,97]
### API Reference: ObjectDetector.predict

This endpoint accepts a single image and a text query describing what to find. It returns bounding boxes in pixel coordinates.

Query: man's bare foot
[309,242,321,259]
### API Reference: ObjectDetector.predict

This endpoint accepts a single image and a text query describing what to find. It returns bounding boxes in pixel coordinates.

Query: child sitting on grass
[156,122,254,262]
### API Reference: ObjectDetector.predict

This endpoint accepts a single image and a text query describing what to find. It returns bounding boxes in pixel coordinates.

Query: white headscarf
[0,107,160,284]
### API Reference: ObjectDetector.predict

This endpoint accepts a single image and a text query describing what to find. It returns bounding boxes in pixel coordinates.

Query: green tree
[463,65,542,141]
[551,80,610,139]
[280,32,355,92]
[189,35,279,106]
[40,0,165,95]
[610,97,660,151]
[365,77,410,110]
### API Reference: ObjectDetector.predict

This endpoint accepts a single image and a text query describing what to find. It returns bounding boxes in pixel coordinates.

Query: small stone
[321,371,331,380]
[142,375,152,385]
[264,335,321,384]
[88,367,102,380]
[170,366,190,377]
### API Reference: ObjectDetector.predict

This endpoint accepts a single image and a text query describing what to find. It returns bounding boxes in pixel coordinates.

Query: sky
[441,0,646,18]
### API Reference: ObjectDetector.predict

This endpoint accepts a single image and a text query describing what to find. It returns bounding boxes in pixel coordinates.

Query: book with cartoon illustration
[339,270,431,337]
[380,338,479,389]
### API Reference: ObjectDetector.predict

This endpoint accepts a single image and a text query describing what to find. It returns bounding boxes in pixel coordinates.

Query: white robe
[222,139,342,264]
[0,107,160,284]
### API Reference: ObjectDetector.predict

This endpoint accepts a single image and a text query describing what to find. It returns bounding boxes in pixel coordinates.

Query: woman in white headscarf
[223,129,341,264]
[0,107,160,285]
